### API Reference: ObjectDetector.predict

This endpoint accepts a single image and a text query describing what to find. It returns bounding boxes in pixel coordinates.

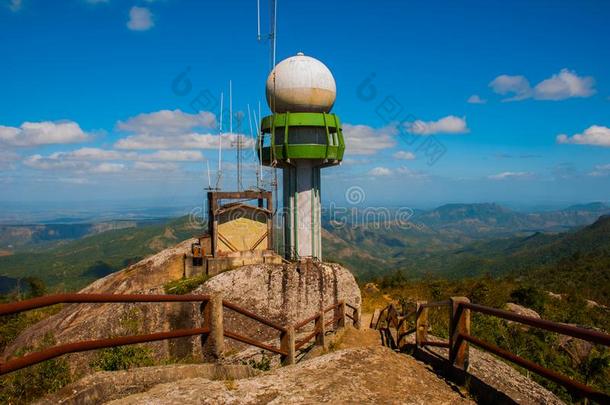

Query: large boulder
[3,241,360,375]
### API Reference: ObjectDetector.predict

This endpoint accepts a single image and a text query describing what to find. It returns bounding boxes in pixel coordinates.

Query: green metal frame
[257,112,345,166]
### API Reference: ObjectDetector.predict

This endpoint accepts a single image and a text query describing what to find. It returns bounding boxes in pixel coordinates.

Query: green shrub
[241,352,271,371]
[90,345,154,371]
[163,274,209,295]
[0,333,72,404]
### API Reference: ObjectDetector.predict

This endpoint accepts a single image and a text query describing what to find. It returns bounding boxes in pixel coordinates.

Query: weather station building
[258,52,345,261]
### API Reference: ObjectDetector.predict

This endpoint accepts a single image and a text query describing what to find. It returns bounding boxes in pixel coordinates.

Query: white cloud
[368,167,393,176]
[117,109,215,136]
[393,150,415,160]
[489,75,532,101]
[337,124,396,155]
[0,121,89,147]
[489,69,595,101]
[91,163,125,173]
[115,132,251,150]
[533,69,595,100]
[406,115,469,135]
[113,109,238,150]
[488,171,532,180]
[467,94,487,104]
[556,125,610,147]
[24,155,91,171]
[48,147,204,161]
[127,6,154,31]
[134,161,178,171]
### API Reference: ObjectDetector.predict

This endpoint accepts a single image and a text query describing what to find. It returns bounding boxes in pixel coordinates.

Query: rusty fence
[0,293,360,376]
[375,297,610,403]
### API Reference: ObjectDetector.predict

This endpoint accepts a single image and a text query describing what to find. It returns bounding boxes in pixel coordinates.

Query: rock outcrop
[46,346,474,405]
[3,241,360,376]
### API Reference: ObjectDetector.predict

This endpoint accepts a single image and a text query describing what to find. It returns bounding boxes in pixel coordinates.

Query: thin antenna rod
[258,101,263,182]
[229,80,233,135]
[256,0,261,40]
[206,160,211,189]
[216,92,224,189]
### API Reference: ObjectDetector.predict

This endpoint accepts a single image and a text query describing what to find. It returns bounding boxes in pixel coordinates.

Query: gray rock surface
[106,346,474,405]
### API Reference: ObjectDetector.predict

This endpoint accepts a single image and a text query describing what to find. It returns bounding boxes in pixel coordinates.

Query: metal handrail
[462,302,610,346]
[0,293,211,316]
[222,300,287,333]
[0,294,360,376]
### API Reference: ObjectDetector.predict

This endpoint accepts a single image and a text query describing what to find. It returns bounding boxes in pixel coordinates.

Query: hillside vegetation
[0,217,200,291]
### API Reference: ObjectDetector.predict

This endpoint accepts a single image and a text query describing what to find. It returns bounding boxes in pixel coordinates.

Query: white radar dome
[266,52,336,113]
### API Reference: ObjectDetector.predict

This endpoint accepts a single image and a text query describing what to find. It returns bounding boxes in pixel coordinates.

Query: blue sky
[1,0,609,210]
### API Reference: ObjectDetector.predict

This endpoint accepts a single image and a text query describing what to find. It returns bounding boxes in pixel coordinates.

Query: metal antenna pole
[216,92,224,189]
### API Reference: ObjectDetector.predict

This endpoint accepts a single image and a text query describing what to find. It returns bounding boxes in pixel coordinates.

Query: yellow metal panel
[217,217,268,254]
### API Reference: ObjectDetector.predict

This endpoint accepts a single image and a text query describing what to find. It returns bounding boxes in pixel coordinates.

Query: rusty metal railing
[406,297,610,403]
[0,293,361,375]
[0,293,211,375]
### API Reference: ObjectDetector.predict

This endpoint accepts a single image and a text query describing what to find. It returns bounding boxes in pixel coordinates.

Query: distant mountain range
[0,202,609,296]
[0,217,199,292]
[322,202,610,278]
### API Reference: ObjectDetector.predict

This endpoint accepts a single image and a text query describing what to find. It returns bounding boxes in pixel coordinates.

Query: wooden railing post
[338,301,346,328]
[280,325,295,366]
[449,297,470,370]
[315,311,326,347]
[353,305,361,329]
[416,301,428,349]
[201,294,224,362]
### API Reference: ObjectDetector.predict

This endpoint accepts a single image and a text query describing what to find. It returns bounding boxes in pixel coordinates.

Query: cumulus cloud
[393,151,416,160]
[115,132,251,150]
[488,171,532,180]
[127,6,154,31]
[24,155,91,171]
[91,163,125,173]
[342,124,396,155]
[489,69,595,101]
[556,125,610,147]
[117,109,215,136]
[467,94,487,104]
[0,121,89,147]
[112,109,246,150]
[534,69,595,100]
[405,115,469,135]
[489,75,532,101]
[134,161,178,171]
[47,147,204,161]
[368,167,393,176]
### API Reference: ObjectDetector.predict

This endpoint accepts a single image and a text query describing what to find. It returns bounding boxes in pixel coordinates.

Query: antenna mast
[215,92,224,189]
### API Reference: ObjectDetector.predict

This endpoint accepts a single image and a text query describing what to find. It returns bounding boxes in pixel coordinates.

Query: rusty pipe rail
[462,302,610,346]
[461,333,609,403]
[1,294,360,376]
[222,300,287,333]
[0,293,211,316]
[0,327,210,375]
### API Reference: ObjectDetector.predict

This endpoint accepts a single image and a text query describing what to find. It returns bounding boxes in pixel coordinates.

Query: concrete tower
[258,53,345,261]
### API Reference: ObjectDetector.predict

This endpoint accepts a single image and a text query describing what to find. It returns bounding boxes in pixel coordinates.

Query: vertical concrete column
[416,301,428,349]
[315,311,326,347]
[449,297,470,370]
[201,294,224,362]
[280,325,295,366]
